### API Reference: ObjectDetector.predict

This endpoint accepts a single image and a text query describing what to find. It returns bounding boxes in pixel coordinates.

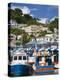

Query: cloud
[21,6,30,14]
[50,16,58,22]
[10,5,31,14]
[37,18,48,24]
[30,14,34,17]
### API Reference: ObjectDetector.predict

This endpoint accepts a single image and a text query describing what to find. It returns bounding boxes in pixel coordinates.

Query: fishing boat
[8,48,33,76]
[33,47,59,75]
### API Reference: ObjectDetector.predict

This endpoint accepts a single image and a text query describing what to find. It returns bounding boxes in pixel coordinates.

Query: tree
[8,9,16,22]
[22,33,31,45]
[15,8,22,15]
[14,8,23,23]
[10,28,25,35]
[8,8,41,25]
[39,31,47,37]
[48,18,58,32]
[8,8,23,23]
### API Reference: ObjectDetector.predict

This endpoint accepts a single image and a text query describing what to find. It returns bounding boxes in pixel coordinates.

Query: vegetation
[39,31,47,37]
[22,33,32,45]
[10,28,32,45]
[8,8,58,45]
[48,18,58,32]
[8,8,40,25]
[10,28,25,35]
[15,41,21,46]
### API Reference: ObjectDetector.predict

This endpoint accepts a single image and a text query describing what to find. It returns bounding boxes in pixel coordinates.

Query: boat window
[19,56,22,60]
[14,56,17,60]
[23,56,26,60]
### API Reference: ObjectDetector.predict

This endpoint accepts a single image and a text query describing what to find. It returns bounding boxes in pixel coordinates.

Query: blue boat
[8,49,33,76]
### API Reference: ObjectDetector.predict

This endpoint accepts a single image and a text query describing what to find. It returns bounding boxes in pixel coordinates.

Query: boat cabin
[9,50,29,65]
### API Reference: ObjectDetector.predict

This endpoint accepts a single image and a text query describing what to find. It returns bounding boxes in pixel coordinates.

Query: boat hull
[34,65,58,75]
[8,64,33,77]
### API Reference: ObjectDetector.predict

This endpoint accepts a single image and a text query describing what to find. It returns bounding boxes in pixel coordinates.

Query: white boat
[8,49,33,76]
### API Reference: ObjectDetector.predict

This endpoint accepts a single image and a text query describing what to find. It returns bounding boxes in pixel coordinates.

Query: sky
[9,3,58,24]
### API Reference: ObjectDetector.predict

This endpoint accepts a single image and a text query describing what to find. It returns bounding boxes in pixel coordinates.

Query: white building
[17,35,22,40]
[8,34,16,47]
[8,19,27,28]
[45,34,53,38]
[24,26,32,35]
[23,25,48,35]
